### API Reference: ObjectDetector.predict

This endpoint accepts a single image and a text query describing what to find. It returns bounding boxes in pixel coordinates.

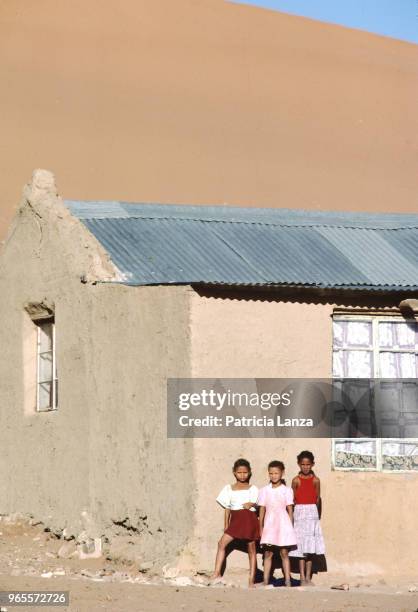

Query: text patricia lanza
[178,415,314,427]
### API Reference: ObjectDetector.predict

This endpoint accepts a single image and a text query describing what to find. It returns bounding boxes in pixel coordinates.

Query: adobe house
[0,170,417,575]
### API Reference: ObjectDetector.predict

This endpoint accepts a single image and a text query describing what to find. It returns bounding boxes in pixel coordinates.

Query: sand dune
[0,0,417,240]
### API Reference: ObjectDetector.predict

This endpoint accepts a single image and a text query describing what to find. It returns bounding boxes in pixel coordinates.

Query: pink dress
[257,483,297,548]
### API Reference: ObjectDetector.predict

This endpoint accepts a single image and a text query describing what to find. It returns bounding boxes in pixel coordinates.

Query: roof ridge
[82,214,418,231]
[65,200,418,229]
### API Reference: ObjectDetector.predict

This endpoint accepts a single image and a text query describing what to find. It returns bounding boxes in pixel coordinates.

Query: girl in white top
[211,458,260,587]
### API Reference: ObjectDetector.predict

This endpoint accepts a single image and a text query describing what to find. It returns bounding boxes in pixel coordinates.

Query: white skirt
[289,504,325,557]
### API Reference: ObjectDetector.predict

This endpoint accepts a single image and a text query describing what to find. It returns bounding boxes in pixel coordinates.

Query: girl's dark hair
[267,460,286,485]
[297,450,315,464]
[233,458,252,481]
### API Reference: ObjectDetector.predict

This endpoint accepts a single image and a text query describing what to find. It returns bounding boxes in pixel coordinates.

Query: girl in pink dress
[258,460,297,587]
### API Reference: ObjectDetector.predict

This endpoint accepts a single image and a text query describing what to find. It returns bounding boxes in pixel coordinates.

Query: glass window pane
[332,350,343,377]
[396,322,417,349]
[39,323,53,352]
[39,351,53,383]
[399,353,417,377]
[380,352,416,378]
[346,321,372,348]
[379,321,417,349]
[382,440,418,471]
[379,352,397,377]
[333,350,373,378]
[346,350,373,377]
[378,322,394,348]
[38,381,52,410]
[333,321,345,348]
[334,439,377,469]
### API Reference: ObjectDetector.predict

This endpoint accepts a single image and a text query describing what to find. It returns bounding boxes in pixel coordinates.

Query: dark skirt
[225,509,260,541]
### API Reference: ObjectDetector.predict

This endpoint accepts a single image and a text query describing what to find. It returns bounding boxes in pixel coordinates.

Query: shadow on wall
[193,285,405,308]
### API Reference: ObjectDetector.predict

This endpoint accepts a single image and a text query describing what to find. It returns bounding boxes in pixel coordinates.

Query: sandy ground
[0,519,417,612]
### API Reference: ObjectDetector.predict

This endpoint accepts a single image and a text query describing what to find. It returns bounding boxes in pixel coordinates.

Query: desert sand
[1,0,417,241]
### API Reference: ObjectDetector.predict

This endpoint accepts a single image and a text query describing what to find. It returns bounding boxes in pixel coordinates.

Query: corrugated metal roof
[65,201,418,291]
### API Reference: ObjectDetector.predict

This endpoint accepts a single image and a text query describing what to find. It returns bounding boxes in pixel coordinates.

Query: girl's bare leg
[299,558,307,585]
[247,541,257,587]
[263,550,273,585]
[212,533,234,579]
[280,548,291,586]
[306,557,313,584]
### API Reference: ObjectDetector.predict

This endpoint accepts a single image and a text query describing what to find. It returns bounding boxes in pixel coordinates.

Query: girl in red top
[289,450,325,585]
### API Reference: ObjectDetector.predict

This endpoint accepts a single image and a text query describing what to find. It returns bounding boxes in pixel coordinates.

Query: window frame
[333,314,418,378]
[36,318,58,412]
[331,313,418,472]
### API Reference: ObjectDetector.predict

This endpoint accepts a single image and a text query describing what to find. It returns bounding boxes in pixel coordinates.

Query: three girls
[213,451,325,587]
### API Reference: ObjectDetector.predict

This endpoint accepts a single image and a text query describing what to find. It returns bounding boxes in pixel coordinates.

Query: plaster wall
[0,174,194,562]
[189,292,418,576]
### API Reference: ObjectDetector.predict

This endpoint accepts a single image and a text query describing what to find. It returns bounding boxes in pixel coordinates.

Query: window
[332,315,418,472]
[36,319,58,411]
